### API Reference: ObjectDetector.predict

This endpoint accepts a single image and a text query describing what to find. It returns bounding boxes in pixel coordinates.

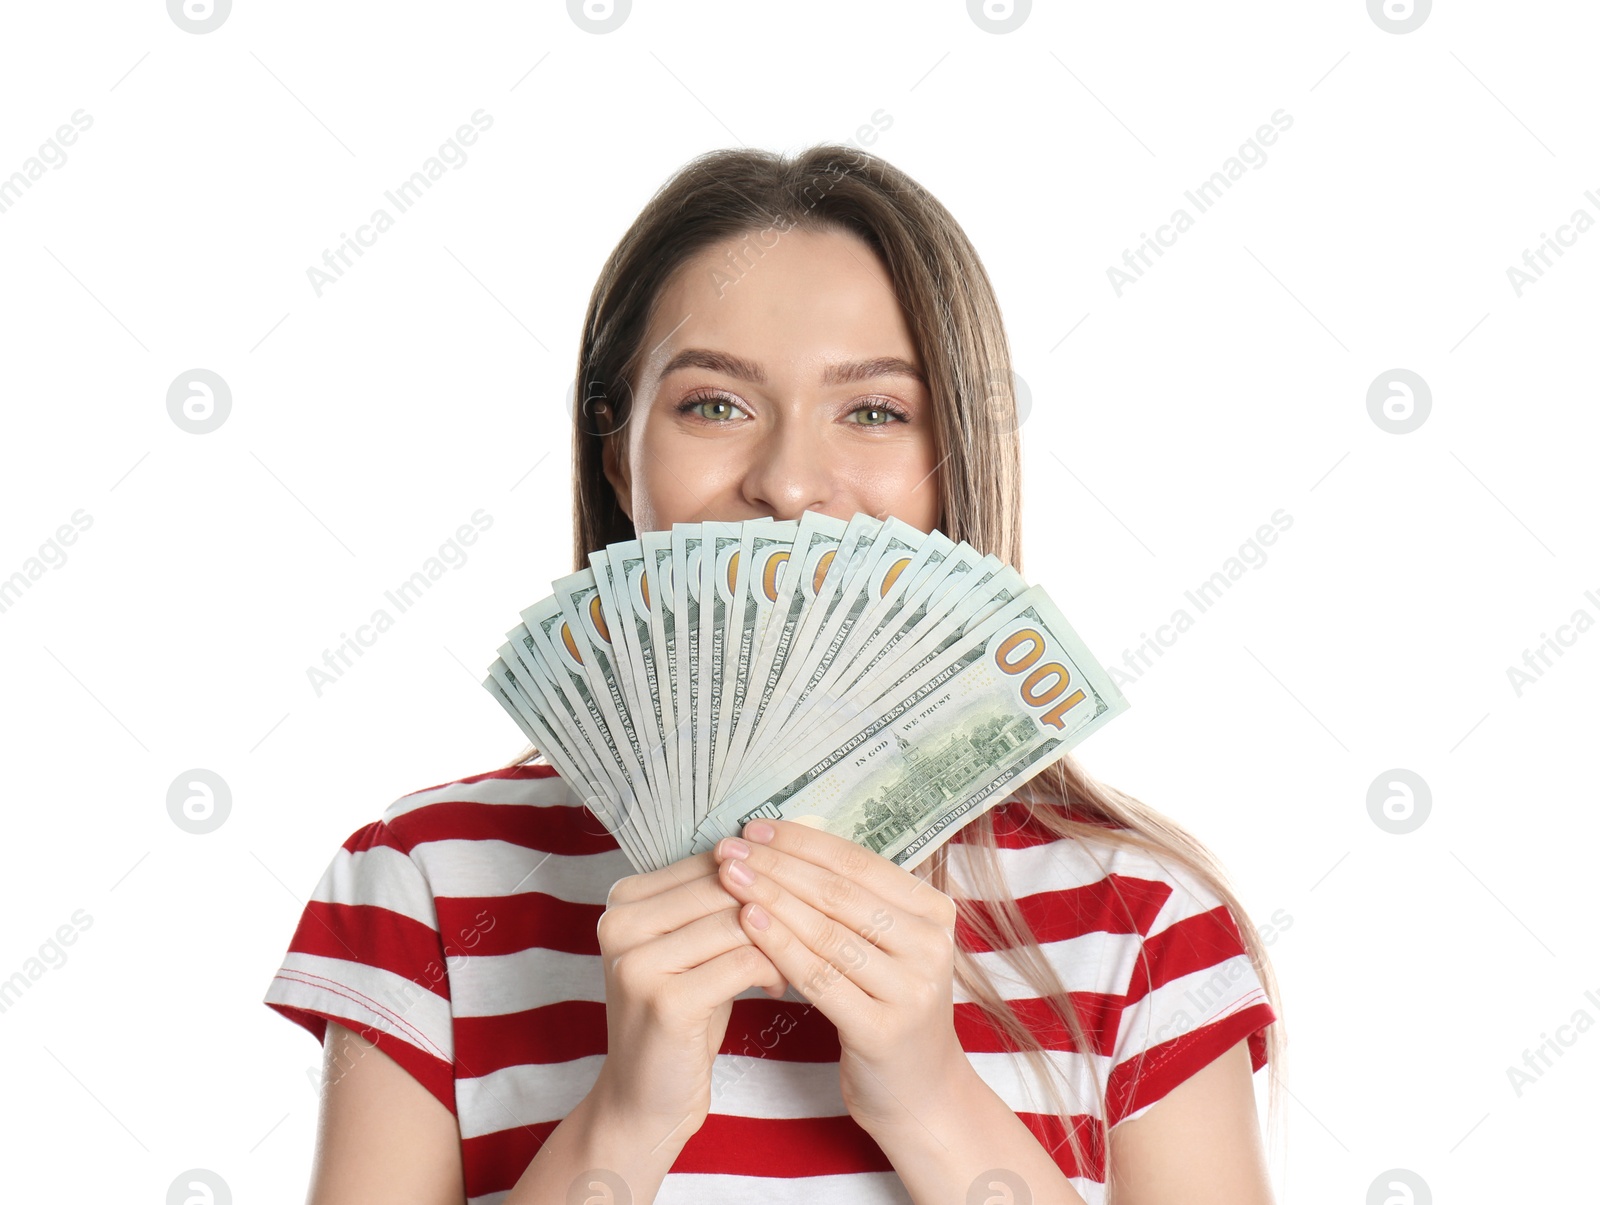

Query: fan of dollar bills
[483,512,1129,874]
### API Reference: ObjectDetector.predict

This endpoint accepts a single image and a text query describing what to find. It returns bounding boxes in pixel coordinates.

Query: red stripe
[678,1113,890,1175]
[1123,904,1251,1006]
[955,873,1171,951]
[459,1108,1110,1197]
[454,1001,608,1075]
[432,873,1171,962]
[952,797,1129,848]
[1106,1003,1277,1126]
[451,992,1126,1081]
[389,799,622,859]
[462,1120,560,1200]
[1017,1109,1108,1181]
[952,990,1122,1056]
[453,999,843,1078]
[284,900,450,1004]
[437,892,605,958]
[338,818,407,857]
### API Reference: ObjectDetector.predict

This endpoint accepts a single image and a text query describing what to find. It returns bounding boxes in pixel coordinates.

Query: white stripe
[457,1052,604,1139]
[706,1053,848,1119]
[940,827,1190,906]
[312,842,440,929]
[1113,953,1269,1064]
[451,1037,1112,1132]
[445,923,1148,1018]
[265,951,453,1063]
[409,837,632,905]
[468,1171,923,1205]
[451,946,603,1014]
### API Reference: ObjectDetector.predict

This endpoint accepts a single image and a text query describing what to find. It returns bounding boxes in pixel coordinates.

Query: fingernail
[747,904,769,930]
[727,859,754,886]
[719,837,750,860]
[745,820,775,843]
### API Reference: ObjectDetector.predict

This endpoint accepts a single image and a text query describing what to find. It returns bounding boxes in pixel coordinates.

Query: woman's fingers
[614,908,787,1014]
[674,944,789,1016]
[718,856,907,1004]
[713,834,955,964]
[605,850,722,908]
[735,819,960,927]
[602,868,742,945]
[609,901,788,995]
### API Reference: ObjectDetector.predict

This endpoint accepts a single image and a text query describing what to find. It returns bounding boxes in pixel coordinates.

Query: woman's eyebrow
[656,347,926,387]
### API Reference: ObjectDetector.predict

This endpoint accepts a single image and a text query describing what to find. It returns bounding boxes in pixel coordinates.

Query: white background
[1,1,1594,1201]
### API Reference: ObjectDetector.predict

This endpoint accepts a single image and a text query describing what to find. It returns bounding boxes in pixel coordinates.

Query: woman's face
[601,225,943,536]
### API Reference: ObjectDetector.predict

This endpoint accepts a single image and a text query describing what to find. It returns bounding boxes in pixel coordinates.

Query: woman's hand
[711,818,975,1136]
[589,849,790,1145]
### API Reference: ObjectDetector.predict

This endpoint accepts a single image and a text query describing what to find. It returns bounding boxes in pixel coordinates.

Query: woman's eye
[680,394,743,422]
[851,404,902,426]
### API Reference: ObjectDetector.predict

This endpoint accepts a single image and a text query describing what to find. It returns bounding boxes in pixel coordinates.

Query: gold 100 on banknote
[483,512,1130,874]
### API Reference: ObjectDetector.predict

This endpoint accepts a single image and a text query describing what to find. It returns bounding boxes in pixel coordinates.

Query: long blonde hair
[506,143,1286,1185]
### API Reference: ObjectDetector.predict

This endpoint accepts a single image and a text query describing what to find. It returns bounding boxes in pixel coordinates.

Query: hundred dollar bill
[593,538,682,847]
[551,565,675,851]
[484,651,655,872]
[707,519,797,805]
[640,529,687,849]
[741,517,925,768]
[671,524,708,828]
[522,591,664,868]
[688,585,1128,870]
[698,521,748,837]
[718,512,853,795]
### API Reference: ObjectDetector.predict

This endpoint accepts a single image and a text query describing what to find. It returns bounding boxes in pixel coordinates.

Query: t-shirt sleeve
[1104,860,1276,1129]
[262,819,457,1118]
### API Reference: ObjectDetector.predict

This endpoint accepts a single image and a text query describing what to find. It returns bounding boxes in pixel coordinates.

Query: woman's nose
[739,420,833,520]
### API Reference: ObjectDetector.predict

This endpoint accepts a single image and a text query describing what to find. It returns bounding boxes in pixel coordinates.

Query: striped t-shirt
[263,764,1275,1205]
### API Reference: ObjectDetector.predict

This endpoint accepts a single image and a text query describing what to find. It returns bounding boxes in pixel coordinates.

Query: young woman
[265,144,1286,1205]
